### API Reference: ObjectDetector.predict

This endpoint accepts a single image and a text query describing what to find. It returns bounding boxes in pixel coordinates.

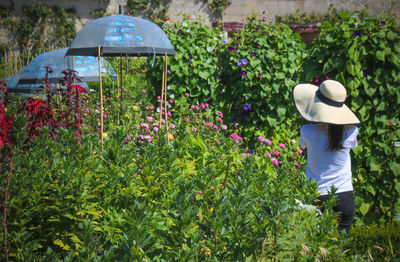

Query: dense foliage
[303,12,400,224]
[1,8,400,261]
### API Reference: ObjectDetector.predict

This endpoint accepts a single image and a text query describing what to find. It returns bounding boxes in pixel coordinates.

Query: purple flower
[167,69,171,74]
[236,37,241,41]
[228,46,235,52]
[257,73,262,78]
[178,29,182,34]
[256,26,260,31]
[312,77,321,85]
[237,58,248,66]
[188,56,193,61]
[222,39,227,44]
[352,30,360,37]
[243,104,250,111]
[362,69,368,78]
[251,52,256,56]
[380,21,386,26]
[240,70,247,78]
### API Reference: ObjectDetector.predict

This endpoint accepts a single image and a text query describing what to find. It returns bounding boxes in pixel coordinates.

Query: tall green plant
[145,15,223,109]
[302,11,400,224]
[216,15,305,135]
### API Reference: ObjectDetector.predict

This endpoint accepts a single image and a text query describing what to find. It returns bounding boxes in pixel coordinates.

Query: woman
[293,80,360,234]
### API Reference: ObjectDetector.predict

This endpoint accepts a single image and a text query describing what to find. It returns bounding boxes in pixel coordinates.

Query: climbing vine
[0,3,77,57]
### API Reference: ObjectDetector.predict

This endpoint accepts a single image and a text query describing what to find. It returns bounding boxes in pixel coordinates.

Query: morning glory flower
[222,39,227,44]
[228,46,235,52]
[251,52,256,56]
[352,30,360,37]
[380,21,386,26]
[243,104,250,111]
[362,69,368,78]
[188,56,193,61]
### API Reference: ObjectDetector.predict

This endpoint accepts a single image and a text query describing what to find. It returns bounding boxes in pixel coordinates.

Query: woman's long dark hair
[327,124,344,151]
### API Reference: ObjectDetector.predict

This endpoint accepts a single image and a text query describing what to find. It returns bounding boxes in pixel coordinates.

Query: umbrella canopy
[17,48,117,85]
[65,15,175,57]
[2,75,91,94]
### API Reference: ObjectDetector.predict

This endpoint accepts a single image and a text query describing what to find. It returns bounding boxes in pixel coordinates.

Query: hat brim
[293,83,360,125]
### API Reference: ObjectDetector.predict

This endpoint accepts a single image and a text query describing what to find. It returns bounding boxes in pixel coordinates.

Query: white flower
[182,22,187,26]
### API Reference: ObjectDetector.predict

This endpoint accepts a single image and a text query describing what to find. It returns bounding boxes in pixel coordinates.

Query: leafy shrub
[349,221,400,260]
[302,11,400,224]
[216,14,305,136]
[145,15,223,111]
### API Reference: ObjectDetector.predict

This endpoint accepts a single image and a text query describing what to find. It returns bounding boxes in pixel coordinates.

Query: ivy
[0,3,77,58]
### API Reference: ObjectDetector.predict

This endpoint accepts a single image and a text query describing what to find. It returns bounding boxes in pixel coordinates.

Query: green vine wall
[0,3,77,56]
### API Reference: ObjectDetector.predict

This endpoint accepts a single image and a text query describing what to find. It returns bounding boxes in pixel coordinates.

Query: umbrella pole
[98,46,104,151]
[164,53,168,135]
[72,56,76,85]
[159,56,165,129]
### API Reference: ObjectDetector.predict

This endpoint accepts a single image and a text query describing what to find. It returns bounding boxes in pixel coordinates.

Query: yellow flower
[167,133,174,141]
[124,113,129,119]
[102,132,108,139]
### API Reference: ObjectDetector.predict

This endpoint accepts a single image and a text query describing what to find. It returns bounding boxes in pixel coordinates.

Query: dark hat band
[316,89,344,108]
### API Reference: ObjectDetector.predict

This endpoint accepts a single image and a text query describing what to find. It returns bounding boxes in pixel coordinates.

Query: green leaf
[390,162,400,176]
[376,50,385,61]
[359,202,371,216]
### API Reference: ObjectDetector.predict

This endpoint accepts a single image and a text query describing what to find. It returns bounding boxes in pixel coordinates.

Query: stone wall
[1,0,398,42]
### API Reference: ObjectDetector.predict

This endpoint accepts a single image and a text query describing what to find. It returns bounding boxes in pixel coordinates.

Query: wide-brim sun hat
[293,80,360,125]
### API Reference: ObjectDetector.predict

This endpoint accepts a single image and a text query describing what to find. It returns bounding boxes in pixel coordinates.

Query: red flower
[70,84,87,93]
[165,17,170,21]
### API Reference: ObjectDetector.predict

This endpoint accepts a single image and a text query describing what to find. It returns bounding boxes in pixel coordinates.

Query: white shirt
[299,124,358,195]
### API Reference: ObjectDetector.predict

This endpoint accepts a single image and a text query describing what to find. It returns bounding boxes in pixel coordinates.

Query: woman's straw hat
[293,80,360,125]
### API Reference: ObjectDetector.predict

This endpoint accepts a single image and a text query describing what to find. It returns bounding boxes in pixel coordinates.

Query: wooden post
[164,53,168,134]
[159,55,165,128]
[98,46,104,151]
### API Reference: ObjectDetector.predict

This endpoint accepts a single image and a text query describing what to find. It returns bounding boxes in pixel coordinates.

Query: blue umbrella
[2,75,91,94]
[17,48,116,85]
[65,15,175,57]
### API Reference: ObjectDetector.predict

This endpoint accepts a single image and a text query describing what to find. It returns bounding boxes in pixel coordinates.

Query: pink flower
[170,123,175,129]
[279,143,285,149]
[169,99,173,104]
[388,121,393,125]
[257,136,265,142]
[167,111,172,117]
[193,127,197,132]
[140,123,149,129]
[103,113,107,119]
[297,149,303,155]
[220,125,227,130]
[148,105,154,110]
[274,151,280,157]
[295,163,301,168]
[157,96,161,101]
[193,105,199,110]
[200,104,205,109]
[265,139,272,145]
[206,122,214,127]
[291,139,296,144]
[147,117,153,123]
[124,89,127,92]
[217,118,223,123]
[271,158,279,166]
[153,126,159,132]
[266,152,271,158]
[213,126,218,130]
[205,103,209,108]
[184,118,189,122]
[142,89,146,93]
[218,111,223,118]
[185,92,190,97]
